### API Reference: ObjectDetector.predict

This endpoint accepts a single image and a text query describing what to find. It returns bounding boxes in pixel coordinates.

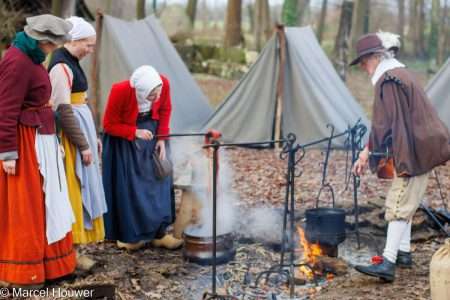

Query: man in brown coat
[351,32,450,282]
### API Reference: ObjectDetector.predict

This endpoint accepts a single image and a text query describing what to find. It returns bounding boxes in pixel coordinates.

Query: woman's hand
[352,147,369,176]
[135,129,153,141]
[81,148,93,166]
[2,160,16,175]
[156,140,166,160]
[97,138,103,156]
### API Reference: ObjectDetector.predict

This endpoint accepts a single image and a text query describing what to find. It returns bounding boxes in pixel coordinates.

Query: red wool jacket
[103,75,172,140]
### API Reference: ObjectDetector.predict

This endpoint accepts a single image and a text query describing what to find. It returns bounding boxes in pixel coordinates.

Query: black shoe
[396,251,412,268]
[45,273,77,286]
[354,257,395,282]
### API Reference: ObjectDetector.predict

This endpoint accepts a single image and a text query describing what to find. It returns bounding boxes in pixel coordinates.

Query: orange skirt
[0,125,76,285]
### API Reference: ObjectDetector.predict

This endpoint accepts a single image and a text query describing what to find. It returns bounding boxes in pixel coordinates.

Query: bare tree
[52,0,75,18]
[428,0,439,61]
[437,0,449,65]
[418,0,426,58]
[136,0,146,19]
[255,0,271,51]
[186,0,198,26]
[350,0,370,52]
[333,0,353,80]
[317,0,328,44]
[297,0,311,26]
[397,0,405,53]
[247,3,255,34]
[224,0,243,47]
[408,0,418,56]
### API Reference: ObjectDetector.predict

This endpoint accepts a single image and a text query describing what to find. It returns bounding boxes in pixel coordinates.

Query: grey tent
[426,58,450,130]
[202,27,369,147]
[84,15,212,131]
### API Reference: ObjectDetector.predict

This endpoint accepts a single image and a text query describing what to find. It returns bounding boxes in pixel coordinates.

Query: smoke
[236,206,284,245]
[171,138,237,236]
[171,138,284,243]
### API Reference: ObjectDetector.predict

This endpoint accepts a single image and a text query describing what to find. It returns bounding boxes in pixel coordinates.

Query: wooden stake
[274,25,286,150]
[91,10,104,130]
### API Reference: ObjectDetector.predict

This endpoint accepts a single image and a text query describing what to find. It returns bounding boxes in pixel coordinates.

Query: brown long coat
[369,67,450,176]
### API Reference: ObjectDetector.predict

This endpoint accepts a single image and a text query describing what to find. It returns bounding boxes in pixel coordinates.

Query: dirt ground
[45,147,449,300]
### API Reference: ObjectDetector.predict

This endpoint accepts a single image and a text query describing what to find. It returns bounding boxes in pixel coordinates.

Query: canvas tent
[202,27,369,147]
[426,58,450,130]
[83,15,212,132]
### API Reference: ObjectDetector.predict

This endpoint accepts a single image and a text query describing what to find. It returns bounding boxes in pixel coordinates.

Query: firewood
[314,255,348,276]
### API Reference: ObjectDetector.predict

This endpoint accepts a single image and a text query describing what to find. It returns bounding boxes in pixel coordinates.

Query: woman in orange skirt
[0,15,76,287]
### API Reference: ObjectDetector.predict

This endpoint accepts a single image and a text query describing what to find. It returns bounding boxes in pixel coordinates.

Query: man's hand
[135,129,153,141]
[352,147,369,176]
[156,140,166,160]
[2,160,16,175]
[81,148,93,166]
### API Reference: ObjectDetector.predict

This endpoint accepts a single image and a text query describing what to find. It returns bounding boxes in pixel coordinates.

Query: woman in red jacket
[102,65,182,250]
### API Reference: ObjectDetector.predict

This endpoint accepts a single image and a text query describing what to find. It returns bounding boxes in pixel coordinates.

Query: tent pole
[274,24,286,150]
[91,10,104,130]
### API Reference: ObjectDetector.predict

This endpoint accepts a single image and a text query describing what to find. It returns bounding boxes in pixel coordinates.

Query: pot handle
[315,183,335,208]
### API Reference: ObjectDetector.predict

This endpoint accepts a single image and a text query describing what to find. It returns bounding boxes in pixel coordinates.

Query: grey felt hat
[24,14,72,44]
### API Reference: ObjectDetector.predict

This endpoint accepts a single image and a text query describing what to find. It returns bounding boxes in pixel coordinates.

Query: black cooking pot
[305,207,346,246]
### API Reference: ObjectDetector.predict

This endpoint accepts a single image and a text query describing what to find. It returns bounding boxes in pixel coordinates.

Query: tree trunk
[418,0,426,58]
[255,0,271,51]
[282,0,298,26]
[429,0,440,62]
[437,0,449,65]
[350,0,370,54]
[397,0,405,54]
[262,0,271,40]
[136,0,146,19]
[317,0,328,44]
[52,0,76,18]
[333,0,353,81]
[186,0,198,26]
[224,0,243,47]
[409,0,418,56]
[297,0,311,26]
[52,0,63,17]
[248,3,255,34]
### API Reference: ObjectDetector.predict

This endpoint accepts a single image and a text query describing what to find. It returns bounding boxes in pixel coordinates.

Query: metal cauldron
[183,228,236,266]
[305,207,346,247]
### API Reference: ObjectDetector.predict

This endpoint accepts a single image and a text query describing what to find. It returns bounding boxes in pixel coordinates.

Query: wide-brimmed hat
[24,14,72,45]
[349,33,385,66]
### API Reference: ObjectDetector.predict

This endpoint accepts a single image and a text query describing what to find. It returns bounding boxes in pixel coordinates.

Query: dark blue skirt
[102,118,172,243]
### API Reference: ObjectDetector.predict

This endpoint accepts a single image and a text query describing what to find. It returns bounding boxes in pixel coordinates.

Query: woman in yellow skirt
[48,16,107,270]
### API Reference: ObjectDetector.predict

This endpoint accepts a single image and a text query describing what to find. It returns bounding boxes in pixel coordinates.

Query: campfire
[295,226,346,282]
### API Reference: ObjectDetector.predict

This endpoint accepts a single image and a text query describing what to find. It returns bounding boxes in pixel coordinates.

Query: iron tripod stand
[202,140,238,300]
[201,138,290,300]
[254,133,317,299]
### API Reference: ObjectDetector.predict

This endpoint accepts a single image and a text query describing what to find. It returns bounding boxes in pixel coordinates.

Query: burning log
[314,255,348,276]
[296,226,348,281]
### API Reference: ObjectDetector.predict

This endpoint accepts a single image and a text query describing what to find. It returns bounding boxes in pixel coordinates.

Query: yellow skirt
[62,133,105,244]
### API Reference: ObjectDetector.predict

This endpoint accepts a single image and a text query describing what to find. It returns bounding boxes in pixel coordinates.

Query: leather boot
[76,254,97,272]
[151,234,183,250]
[396,250,412,268]
[354,256,396,282]
[0,281,10,287]
[173,189,202,239]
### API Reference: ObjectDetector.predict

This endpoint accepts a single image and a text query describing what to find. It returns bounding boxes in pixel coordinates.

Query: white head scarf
[130,65,163,113]
[66,16,96,41]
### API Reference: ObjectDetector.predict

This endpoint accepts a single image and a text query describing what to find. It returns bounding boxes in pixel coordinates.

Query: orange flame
[296,226,323,280]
